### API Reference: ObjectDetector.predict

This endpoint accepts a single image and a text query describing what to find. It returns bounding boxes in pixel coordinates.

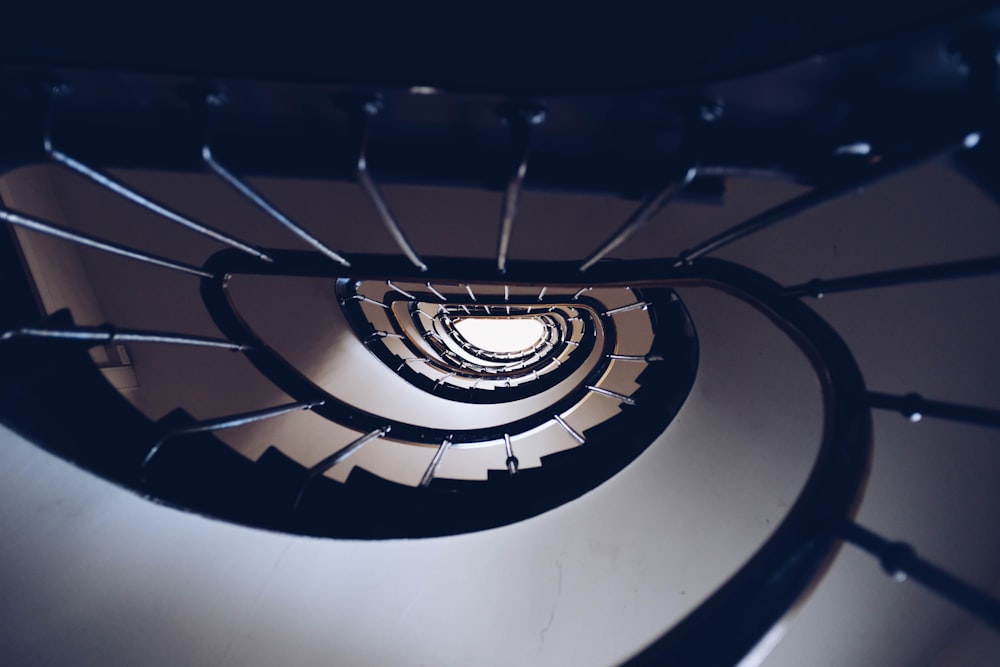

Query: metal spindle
[537,286,548,301]
[142,400,323,471]
[396,357,428,372]
[365,330,405,343]
[608,353,665,362]
[0,324,246,351]
[782,256,1000,298]
[353,99,428,271]
[202,144,351,267]
[310,426,389,475]
[868,392,1000,428]
[586,385,637,406]
[553,414,586,444]
[835,519,1000,632]
[675,130,981,266]
[603,301,650,316]
[426,283,448,301]
[1,208,212,278]
[434,372,457,387]
[496,103,547,274]
[419,437,454,488]
[293,426,390,510]
[352,294,389,309]
[572,287,592,300]
[579,167,697,271]
[386,280,416,299]
[503,433,519,475]
[44,141,273,263]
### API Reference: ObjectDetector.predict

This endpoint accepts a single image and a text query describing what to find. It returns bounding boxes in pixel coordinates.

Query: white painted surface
[1,162,999,665]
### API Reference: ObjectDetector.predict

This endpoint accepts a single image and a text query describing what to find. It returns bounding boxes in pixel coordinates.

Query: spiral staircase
[1,5,1000,665]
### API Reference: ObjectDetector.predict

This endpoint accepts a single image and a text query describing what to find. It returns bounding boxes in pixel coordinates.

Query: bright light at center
[454,318,546,354]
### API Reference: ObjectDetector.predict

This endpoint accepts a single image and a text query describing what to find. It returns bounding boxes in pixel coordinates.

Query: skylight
[453,317,546,354]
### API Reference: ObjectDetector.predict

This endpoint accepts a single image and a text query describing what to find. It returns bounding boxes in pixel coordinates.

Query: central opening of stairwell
[452,317,547,354]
